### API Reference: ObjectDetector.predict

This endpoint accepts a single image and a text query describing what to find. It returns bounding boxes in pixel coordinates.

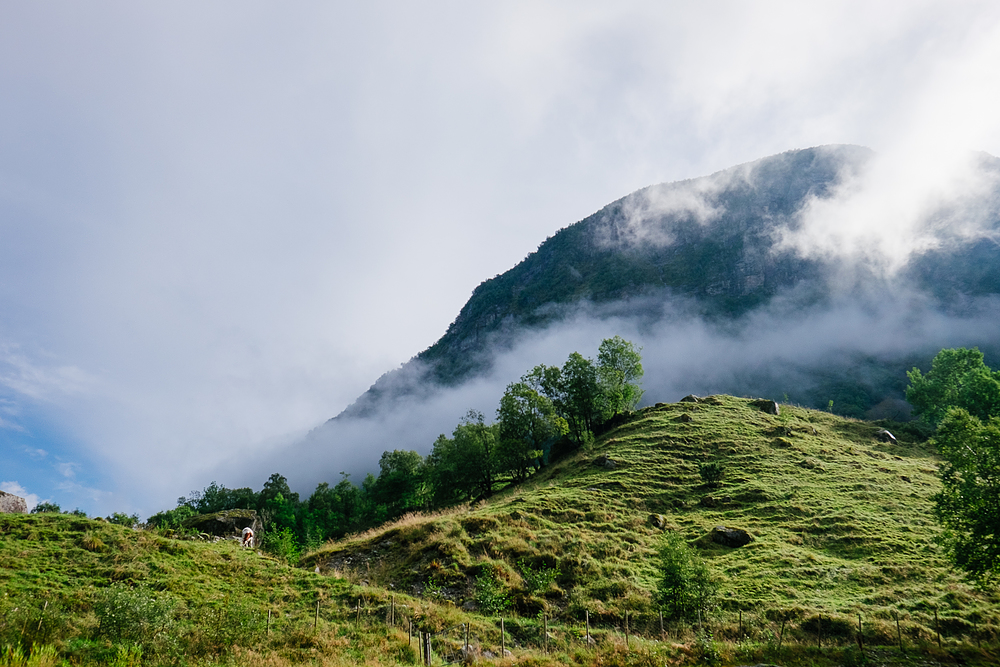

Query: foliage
[518,559,559,594]
[106,512,139,528]
[699,461,725,486]
[907,347,1000,426]
[474,567,512,615]
[654,532,716,622]
[93,583,176,651]
[597,336,644,415]
[497,382,568,481]
[932,408,1000,582]
[262,526,301,565]
[146,504,195,530]
[29,502,60,514]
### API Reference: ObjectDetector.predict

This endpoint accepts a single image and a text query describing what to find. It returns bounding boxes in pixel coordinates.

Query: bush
[475,567,512,615]
[262,527,300,564]
[518,559,559,594]
[654,532,716,622]
[93,583,176,651]
[29,502,60,514]
[699,461,725,486]
[106,513,139,528]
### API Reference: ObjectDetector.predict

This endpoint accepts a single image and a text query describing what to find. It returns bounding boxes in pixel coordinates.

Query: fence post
[501,618,506,657]
[857,613,863,651]
[817,614,821,650]
[314,599,320,633]
[777,618,785,652]
[543,614,548,654]
[895,611,903,652]
[465,623,470,652]
[357,598,362,626]
[625,612,630,651]
[659,611,664,639]
[586,610,591,644]
[409,618,412,647]
[739,610,743,640]
[698,609,702,635]
[935,608,942,648]
[390,595,395,627]
[423,631,431,666]
[267,609,271,636]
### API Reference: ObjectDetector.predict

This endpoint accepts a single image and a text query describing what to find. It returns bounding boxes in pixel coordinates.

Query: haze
[3,2,1000,517]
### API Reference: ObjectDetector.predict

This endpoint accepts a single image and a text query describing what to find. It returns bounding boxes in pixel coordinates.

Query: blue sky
[3,1,1000,518]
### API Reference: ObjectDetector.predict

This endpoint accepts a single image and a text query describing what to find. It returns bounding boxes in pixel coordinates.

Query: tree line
[147,336,644,555]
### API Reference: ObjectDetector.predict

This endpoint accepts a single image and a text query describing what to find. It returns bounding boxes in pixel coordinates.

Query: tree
[907,347,1000,426]
[597,336,645,415]
[427,410,500,505]
[655,532,716,622]
[932,408,1000,583]
[30,501,60,514]
[496,382,568,482]
[371,449,427,520]
[559,352,605,441]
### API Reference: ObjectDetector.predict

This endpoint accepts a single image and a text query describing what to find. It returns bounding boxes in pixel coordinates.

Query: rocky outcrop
[0,491,27,514]
[750,399,780,415]
[181,509,262,538]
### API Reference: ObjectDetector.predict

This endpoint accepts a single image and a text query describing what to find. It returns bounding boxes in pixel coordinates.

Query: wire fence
[305,595,998,665]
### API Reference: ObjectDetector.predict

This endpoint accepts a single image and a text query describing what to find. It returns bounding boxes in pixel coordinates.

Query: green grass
[304,396,1000,656]
[3,395,999,665]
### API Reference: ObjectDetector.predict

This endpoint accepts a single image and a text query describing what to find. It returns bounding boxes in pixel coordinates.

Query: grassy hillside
[3,396,1000,666]
[305,396,1000,656]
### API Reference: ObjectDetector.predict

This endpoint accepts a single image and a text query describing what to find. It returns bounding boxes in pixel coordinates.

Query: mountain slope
[305,396,1000,642]
[338,145,1000,420]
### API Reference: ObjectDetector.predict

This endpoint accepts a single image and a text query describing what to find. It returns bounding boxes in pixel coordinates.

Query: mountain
[336,145,1000,422]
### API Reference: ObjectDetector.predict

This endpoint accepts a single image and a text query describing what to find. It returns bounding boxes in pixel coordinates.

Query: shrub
[106,513,139,528]
[654,532,716,622]
[475,567,512,615]
[262,527,301,564]
[93,583,176,651]
[699,461,725,486]
[518,559,559,594]
[29,502,60,514]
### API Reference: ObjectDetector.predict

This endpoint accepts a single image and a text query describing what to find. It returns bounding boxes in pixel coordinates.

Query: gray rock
[677,413,694,423]
[0,490,27,514]
[751,399,780,415]
[648,513,666,529]
[680,394,702,403]
[874,429,897,444]
[710,525,754,547]
[594,455,617,470]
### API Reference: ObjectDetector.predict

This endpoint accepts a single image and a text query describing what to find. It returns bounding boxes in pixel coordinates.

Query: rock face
[875,429,898,444]
[182,509,262,538]
[0,491,27,514]
[710,525,754,547]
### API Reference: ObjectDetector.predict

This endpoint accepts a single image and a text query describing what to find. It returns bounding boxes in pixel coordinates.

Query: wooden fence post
[356,598,362,626]
[895,611,903,652]
[817,614,822,650]
[739,610,743,640]
[777,618,786,652]
[857,613,863,651]
[543,614,548,654]
[935,608,941,648]
[423,631,431,666]
[586,610,591,644]
[390,595,395,627]
[501,618,506,657]
[659,611,664,639]
[625,612,630,651]
[465,623,469,652]
[408,618,412,647]
[314,599,319,633]
[267,609,271,636]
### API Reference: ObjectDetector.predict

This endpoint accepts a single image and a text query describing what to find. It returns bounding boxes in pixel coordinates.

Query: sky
[3,1,1000,518]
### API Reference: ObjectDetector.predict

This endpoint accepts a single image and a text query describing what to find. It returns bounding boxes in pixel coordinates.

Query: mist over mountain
[243,144,1000,491]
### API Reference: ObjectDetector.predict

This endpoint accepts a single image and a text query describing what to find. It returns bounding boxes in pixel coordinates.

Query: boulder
[648,513,666,529]
[710,525,754,548]
[594,455,618,470]
[680,394,702,403]
[182,509,262,538]
[751,399,780,415]
[677,413,694,423]
[874,429,897,444]
[0,491,27,514]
